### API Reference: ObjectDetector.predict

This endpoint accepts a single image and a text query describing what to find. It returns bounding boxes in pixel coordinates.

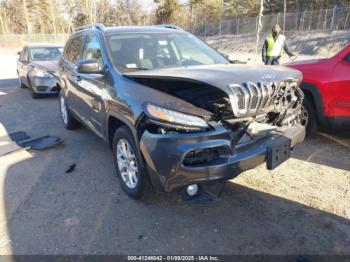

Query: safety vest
[266,34,286,57]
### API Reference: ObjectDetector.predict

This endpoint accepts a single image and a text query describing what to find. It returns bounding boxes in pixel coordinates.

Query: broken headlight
[145,104,209,130]
[31,67,54,78]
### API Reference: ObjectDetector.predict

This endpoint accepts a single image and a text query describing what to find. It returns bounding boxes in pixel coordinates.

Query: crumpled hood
[30,61,58,72]
[124,64,302,92]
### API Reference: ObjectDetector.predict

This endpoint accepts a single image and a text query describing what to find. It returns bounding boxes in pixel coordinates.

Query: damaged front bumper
[140,123,305,193]
[29,76,60,94]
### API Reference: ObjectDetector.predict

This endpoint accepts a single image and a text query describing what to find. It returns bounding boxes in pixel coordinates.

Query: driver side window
[83,34,102,63]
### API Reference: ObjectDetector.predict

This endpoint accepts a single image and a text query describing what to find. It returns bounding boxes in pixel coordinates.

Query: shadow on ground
[3,147,350,255]
[292,132,350,172]
[0,78,18,89]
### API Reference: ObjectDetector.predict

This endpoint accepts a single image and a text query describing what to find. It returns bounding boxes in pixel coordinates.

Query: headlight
[32,68,54,78]
[145,104,209,129]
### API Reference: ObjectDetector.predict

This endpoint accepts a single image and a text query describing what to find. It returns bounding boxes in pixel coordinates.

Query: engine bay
[130,76,304,135]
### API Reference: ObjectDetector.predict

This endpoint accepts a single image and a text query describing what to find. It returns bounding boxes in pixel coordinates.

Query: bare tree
[255,0,264,61]
[22,0,31,33]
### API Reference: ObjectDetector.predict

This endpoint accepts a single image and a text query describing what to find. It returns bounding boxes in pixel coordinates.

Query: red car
[286,44,350,135]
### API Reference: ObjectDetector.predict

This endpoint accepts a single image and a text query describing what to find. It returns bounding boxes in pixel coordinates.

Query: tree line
[0,0,348,34]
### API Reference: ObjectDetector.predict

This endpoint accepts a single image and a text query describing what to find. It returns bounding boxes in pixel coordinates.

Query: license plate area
[267,136,291,170]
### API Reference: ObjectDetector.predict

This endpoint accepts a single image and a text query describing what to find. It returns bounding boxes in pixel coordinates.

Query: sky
[140,0,155,9]
[140,0,188,12]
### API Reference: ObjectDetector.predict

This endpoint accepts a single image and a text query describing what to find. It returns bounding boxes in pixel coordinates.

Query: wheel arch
[300,82,327,126]
[106,113,137,148]
[106,113,146,170]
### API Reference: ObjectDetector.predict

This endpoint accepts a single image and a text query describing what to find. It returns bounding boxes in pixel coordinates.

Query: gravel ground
[207,30,350,64]
[0,52,349,255]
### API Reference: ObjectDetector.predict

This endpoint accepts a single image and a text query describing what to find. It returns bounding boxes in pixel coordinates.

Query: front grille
[228,81,298,117]
[36,86,48,92]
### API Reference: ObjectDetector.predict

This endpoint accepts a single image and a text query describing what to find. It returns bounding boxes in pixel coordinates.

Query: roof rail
[75,23,105,32]
[153,24,184,31]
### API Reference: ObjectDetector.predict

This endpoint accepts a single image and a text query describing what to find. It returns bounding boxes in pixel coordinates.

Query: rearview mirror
[77,59,103,74]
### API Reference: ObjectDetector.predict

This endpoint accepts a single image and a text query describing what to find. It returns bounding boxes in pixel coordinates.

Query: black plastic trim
[300,82,327,126]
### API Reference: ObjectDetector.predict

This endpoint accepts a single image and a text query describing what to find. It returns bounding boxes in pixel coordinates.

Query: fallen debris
[0,132,63,156]
[0,131,31,156]
[19,135,62,150]
[138,234,148,240]
[0,131,30,143]
[65,164,76,174]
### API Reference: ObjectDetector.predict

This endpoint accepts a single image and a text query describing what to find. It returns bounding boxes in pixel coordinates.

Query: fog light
[186,184,199,196]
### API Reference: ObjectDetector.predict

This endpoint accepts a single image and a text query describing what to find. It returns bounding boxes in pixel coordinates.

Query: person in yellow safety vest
[262,24,296,65]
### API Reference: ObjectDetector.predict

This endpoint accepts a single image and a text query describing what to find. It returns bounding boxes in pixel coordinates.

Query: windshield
[106,32,228,71]
[29,47,63,61]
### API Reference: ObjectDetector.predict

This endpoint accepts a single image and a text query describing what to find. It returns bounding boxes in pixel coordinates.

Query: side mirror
[77,59,103,74]
[19,57,29,63]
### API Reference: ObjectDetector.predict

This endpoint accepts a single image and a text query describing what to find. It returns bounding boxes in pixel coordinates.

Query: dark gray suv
[58,24,305,200]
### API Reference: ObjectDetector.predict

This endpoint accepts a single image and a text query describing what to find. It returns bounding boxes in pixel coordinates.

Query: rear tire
[27,77,40,99]
[59,91,81,130]
[112,126,151,200]
[301,97,318,136]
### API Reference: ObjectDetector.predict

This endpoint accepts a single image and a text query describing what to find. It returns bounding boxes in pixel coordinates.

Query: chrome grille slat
[258,83,268,111]
[249,84,258,111]
[228,81,298,118]
[233,86,245,110]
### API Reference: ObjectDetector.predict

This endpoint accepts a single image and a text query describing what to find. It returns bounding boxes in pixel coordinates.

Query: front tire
[301,97,318,136]
[27,77,41,99]
[112,126,151,200]
[59,91,81,130]
[18,76,27,89]
[31,89,40,99]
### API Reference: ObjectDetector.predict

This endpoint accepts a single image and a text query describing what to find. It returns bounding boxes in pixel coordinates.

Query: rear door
[329,53,350,116]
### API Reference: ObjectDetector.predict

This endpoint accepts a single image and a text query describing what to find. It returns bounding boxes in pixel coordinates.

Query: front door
[329,53,350,117]
[62,35,85,119]
[74,33,106,137]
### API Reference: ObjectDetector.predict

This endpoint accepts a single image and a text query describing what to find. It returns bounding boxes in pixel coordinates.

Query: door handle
[74,75,81,82]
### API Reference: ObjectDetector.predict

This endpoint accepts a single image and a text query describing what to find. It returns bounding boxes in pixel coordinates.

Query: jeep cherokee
[58,24,305,200]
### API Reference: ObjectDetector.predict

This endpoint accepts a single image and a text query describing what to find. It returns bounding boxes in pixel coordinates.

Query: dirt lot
[208,30,350,64]
[0,52,349,255]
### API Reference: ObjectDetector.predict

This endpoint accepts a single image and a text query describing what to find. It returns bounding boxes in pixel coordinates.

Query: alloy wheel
[60,96,68,125]
[116,139,139,189]
[300,105,309,127]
